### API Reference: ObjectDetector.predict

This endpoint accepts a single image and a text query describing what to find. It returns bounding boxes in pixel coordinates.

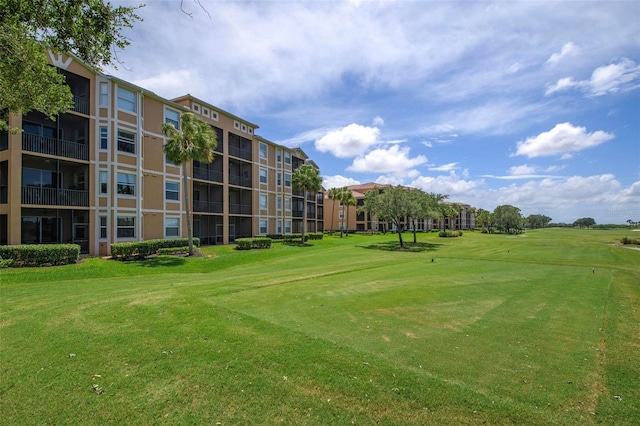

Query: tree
[407,190,440,243]
[573,217,596,229]
[1,0,143,130]
[327,187,341,232]
[365,185,412,248]
[493,205,523,234]
[358,187,380,233]
[340,188,357,237]
[476,208,492,231]
[163,113,218,256]
[291,164,322,244]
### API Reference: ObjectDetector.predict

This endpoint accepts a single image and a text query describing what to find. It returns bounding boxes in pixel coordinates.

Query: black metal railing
[229,204,252,215]
[228,173,252,188]
[72,95,90,115]
[22,133,88,161]
[193,167,223,183]
[228,145,252,161]
[293,209,304,218]
[193,200,223,213]
[22,186,89,207]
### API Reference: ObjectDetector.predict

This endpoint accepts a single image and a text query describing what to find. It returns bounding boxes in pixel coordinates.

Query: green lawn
[1,229,638,425]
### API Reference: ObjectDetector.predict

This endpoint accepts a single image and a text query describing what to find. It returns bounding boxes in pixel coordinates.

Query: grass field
[1,228,638,425]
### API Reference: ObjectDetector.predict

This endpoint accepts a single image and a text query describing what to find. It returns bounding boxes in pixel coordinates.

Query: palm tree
[328,187,341,233]
[291,164,322,244]
[341,189,357,237]
[162,112,218,256]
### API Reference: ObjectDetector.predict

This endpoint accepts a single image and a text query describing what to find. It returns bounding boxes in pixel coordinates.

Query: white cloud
[428,162,459,172]
[546,58,640,97]
[130,70,202,99]
[315,123,381,158]
[277,126,336,148]
[546,42,579,65]
[513,122,614,158]
[410,171,484,198]
[509,164,537,175]
[347,145,427,176]
[322,175,361,189]
[372,116,385,126]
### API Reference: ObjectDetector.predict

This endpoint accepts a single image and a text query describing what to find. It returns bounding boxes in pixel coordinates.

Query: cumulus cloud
[508,164,538,175]
[513,122,614,158]
[322,175,361,189]
[546,58,640,97]
[131,70,202,99]
[410,171,484,198]
[315,123,381,158]
[428,162,459,172]
[546,42,579,65]
[372,116,385,126]
[347,145,427,175]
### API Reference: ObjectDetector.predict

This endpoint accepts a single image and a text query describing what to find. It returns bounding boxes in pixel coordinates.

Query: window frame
[99,170,108,194]
[165,181,179,201]
[99,82,109,107]
[116,172,136,196]
[259,142,267,159]
[284,173,291,187]
[165,217,180,237]
[116,87,136,112]
[116,216,135,238]
[99,126,108,150]
[117,129,136,154]
[259,168,267,184]
[259,219,267,234]
[99,215,108,239]
[259,193,267,210]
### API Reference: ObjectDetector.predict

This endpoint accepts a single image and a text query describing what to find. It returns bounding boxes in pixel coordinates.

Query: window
[165,108,180,129]
[285,173,291,187]
[259,219,267,234]
[117,172,135,195]
[117,129,136,154]
[284,151,291,164]
[99,82,109,106]
[259,194,267,210]
[277,172,282,186]
[285,220,291,234]
[259,143,267,159]
[259,168,267,184]
[99,126,108,150]
[165,181,179,201]
[276,148,282,162]
[277,195,282,210]
[99,216,107,239]
[117,87,136,112]
[285,196,291,211]
[276,220,282,234]
[22,168,56,188]
[99,171,108,194]
[117,216,135,238]
[166,217,180,237]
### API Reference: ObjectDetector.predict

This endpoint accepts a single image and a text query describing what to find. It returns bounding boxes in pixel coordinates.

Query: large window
[284,173,291,187]
[276,220,282,234]
[165,108,180,129]
[276,148,282,163]
[117,87,136,112]
[284,151,291,164]
[259,143,267,159]
[117,172,135,195]
[117,216,135,238]
[259,168,267,184]
[165,181,179,201]
[99,171,108,194]
[99,126,108,150]
[259,194,267,210]
[277,195,282,210]
[165,217,180,237]
[23,168,56,188]
[285,196,291,211]
[259,219,267,234]
[277,172,282,186]
[285,220,291,234]
[117,129,136,154]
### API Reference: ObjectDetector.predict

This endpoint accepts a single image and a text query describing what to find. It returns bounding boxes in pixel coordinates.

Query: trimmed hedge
[111,238,200,261]
[157,246,189,255]
[235,237,272,250]
[0,244,80,267]
[439,230,463,238]
[282,233,308,244]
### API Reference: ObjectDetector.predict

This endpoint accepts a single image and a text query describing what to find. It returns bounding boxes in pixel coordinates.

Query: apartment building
[323,183,475,233]
[0,52,322,255]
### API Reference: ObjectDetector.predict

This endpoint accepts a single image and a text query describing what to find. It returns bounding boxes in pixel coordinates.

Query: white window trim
[165,217,180,238]
[165,180,180,202]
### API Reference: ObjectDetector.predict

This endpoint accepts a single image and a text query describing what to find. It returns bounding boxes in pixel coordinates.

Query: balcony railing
[193,167,223,183]
[22,186,89,207]
[228,173,252,188]
[307,212,316,219]
[293,209,304,218]
[72,95,90,115]
[229,203,252,215]
[228,145,252,161]
[22,133,88,161]
[193,200,223,213]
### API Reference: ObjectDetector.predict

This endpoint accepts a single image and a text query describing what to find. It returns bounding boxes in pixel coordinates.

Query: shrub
[0,244,80,267]
[111,238,201,261]
[157,246,189,255]
[235,237,272,250]
[307,232,324,240]
[621,236,640,245]
[438,230,462,238]
[282,233,308,244]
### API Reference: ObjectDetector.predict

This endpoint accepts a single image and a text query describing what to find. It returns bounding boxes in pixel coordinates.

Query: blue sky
[110,1,639,224]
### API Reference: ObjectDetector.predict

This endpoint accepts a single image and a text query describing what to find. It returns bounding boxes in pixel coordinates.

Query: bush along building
[0,52,323,255]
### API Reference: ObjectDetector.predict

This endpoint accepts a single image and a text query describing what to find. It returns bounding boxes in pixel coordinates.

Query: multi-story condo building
[323,183,475,233]
[0,52,322,255]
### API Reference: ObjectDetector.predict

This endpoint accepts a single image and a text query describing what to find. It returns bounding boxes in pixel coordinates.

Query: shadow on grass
[358,240,443,252]
[135,256,188,268]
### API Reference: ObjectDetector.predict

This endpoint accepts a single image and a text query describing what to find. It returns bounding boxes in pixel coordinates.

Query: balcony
[22,133,88,161]
[194,200,223,214]
[228,173,252,188]
[72,95,90,115]
[0,185,6,204]
[228,145,252,161]
[229,203,252,215]
[193,167,223,183]
[293,209,304,218]
[22,186,89,207]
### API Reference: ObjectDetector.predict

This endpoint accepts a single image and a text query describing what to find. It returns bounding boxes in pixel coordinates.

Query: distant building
[323,183,475,233]
[0,53,323,255]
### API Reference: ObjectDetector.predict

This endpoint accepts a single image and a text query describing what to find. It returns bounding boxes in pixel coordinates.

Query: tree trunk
[330,198,335,233]
[412,219,417,243]
[345,205,349,237]
[301,191,307,244]
[182,163,194,256]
